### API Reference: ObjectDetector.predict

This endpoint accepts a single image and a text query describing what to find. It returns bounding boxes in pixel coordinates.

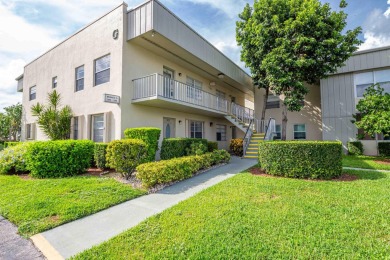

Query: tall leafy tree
[4,103,22,141]
[31,90,73,140]
[237,0,361,139]
[0,112,10,141]
[352,84,390,138]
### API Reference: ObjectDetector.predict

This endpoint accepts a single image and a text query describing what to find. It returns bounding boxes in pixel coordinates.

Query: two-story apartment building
[16,0,256,154]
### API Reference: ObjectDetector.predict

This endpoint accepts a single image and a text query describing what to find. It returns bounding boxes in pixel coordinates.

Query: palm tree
[31,90,73,140]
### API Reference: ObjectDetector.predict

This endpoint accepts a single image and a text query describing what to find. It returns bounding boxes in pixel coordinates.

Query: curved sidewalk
[31,157,257,259]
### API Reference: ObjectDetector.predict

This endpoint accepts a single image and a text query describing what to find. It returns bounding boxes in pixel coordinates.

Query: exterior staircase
[244,133,264,159]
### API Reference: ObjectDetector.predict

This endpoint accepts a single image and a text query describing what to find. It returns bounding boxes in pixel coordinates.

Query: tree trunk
[282,104,288,141]
[260,87,269,132]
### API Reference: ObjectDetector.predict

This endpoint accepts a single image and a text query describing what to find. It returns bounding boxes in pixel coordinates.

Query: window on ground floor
[275,124,281,140]
[92,114,104,142]
[216,124,227,141]
[293,124,306,140]
[189,120,204,139]
[73,117,79,140]
[26,123,35,140]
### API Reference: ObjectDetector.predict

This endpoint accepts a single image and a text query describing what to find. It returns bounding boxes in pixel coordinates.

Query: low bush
[186,142,208,156]
[0,143,30,174]
[94,143,108,169]
[124,127,161,162]
[106,139,148,179]
[26,140,94,178]
[258,141,342,179]
[160,138,208,160]
[0,144,3,151]
[347,141,363,155]
[136,150,230,188]
[230,138,243,156]
[207,141,218,152]
[4,142,20,148]
[378,142,390,157]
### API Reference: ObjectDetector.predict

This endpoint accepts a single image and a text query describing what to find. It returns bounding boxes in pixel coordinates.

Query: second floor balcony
[132,73,229,117]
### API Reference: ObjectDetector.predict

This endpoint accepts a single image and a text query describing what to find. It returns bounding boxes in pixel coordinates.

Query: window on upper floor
[29,86,36,101]
[75,65,84,92]
[266,94,280,109]
[95,54,110,86]
[355,69,390,98]
[186,76,202,100]
[52,76,57,88]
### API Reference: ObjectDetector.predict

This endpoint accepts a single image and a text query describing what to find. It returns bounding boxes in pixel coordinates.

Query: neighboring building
[16,0,256,156]
[320,46,390,155]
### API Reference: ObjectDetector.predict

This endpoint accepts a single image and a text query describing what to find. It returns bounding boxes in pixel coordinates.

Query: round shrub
[26,140,94,178]
[106,139,148,179]
[124,127,161,162]
[207,141,218,152]
[258,141,342,179]
[160,138,208,160]
[0,142,30,174]
[229,138,243,156]
[347,141,363,155]
[378,142,390,157]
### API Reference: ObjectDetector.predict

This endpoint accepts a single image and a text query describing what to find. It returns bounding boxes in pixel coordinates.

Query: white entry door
[163,67,174,98]
[163,117,176,139]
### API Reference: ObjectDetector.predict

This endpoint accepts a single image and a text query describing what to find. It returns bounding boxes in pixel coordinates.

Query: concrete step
[246,151,258,155]
[247,147,258,151]
[244,155,257,159]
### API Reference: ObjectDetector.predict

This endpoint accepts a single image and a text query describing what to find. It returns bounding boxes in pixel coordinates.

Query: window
[26,123,35,139]
[186,76,202,99]
[275,124,281,140]
[293,124,306,140]
[52,76,57,88]
[29,86,36,100]
[92,114,104,142]
[355,69,390,97]
[73,117,79,140]
[75,65,84,92]
[216,90,226,110]
[266,94,280,109]
[95,54,110,86]
[216,124,227,141]
[189,120,203,138]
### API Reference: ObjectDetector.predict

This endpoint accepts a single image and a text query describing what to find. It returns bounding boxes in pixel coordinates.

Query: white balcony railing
[132,73,229,113]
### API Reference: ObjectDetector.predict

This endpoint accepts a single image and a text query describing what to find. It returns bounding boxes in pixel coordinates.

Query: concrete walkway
[31,157,257,259]
[0,216,44,260]
[343,166,390,172]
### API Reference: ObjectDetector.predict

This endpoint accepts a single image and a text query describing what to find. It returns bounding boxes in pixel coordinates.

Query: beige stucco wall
[21,4,127,142]
[254,84,322,140]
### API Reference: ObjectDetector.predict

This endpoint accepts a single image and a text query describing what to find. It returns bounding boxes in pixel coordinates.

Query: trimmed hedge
[26,140,94,178]
[347,141,363,155]
[258,141,342,179]
[4,142,20,148]
[160,138,208,160]
[124,127,161,162]
[94,143,108,169]
[207,141,218,152]
[0,143,30,174]
[230,138,243,156]
[378,142,390,157]
[137,150,231,188]
[106,139,148,179]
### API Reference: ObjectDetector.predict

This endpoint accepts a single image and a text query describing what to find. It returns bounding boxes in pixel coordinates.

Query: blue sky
[1,0,390,110]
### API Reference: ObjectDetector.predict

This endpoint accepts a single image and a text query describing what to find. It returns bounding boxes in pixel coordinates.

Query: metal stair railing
[264,118,276,141]
[242,119,254,157]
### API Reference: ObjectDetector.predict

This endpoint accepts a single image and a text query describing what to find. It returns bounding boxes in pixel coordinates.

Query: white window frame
[95,54,110,86]
[354,69,390,98]
[186,76,202,100]
[26,123,35,140]
[92,114,104,142]
[188,120,204,139]
[216,124,227,141]
[293,124,306,140]
[75,65,84,92]
[29,86,36,101]
[266,94,280,109]
[73,117,79,140]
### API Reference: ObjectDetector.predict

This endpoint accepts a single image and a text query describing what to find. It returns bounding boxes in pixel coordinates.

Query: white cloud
[360,7,390,50]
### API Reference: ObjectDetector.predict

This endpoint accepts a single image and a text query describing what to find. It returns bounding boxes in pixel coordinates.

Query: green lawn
[0,175,146,237]
[74,169,390,259]
[343,155,390,170]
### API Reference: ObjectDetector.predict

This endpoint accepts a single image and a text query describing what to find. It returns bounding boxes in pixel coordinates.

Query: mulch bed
[374,159,390,165]
[249,167,358,182]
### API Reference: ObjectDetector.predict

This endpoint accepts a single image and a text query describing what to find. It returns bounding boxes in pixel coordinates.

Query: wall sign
[113,29,119,40]
[104,94,120,104]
